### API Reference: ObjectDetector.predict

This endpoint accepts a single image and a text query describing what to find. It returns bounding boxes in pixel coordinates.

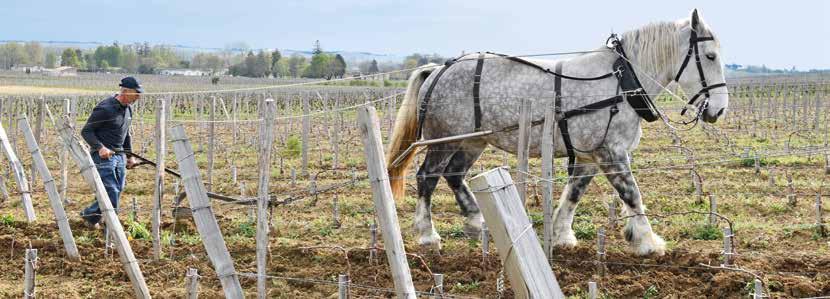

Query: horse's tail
[387,63,441,200]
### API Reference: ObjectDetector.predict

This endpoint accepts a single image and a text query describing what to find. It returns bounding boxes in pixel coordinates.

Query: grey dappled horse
[386,9,728,256]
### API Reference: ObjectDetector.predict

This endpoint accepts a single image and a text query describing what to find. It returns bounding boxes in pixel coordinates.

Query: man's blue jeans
[81,152,127,224]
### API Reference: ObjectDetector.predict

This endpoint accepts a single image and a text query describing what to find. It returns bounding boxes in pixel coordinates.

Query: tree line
[0,40,448,80]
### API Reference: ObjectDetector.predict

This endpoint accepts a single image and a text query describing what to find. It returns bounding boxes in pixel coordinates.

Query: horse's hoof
[463,213,484,238]
[418,239,442,252]
[418,231,442,251]
[552,230,578,247]
[631,232,666,256]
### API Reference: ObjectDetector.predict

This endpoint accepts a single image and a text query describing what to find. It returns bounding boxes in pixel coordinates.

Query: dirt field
[0,74,827,298]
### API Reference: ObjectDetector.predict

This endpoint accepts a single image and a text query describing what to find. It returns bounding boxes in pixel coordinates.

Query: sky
[1,0,828,70]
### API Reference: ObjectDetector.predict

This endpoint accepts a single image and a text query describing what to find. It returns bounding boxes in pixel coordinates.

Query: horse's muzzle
[702,107,725,123]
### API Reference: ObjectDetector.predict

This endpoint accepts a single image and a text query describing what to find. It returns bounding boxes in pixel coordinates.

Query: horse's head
[674,9,729,123]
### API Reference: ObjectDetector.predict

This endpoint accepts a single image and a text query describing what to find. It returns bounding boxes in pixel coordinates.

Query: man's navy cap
[119,77,143,93]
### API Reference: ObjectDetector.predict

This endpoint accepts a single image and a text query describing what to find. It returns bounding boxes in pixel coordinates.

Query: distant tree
[404,53,445,68]
[0,43,29,68]
[304,53,332,79]
[100,60,110,70]
[272,60,289,78]
[312,40,323,55]
[60,48,81,68]
[191,53,225,74]
[332,54,347,78]
[138,64,154,74]
[271,49,281,72]
[271,49,285,78]
[23,42,44,66]
[45,52,57,68]
[120,47,139,72]
[94,44,122,68]
[139,42,152,57]
[74,49,84,67]
[84,53,96,70]
[368,59,379,74]
[243,51,257,76]
[254,50,271,77]
[286,54,307,78]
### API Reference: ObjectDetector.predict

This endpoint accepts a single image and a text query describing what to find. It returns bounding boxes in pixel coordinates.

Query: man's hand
[98,146,114,159]
[126,157,139,169]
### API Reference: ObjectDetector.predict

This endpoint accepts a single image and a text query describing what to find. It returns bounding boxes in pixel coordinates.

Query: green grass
[124,217,151,240]
[680,224,723,240]
[0,214,15,226]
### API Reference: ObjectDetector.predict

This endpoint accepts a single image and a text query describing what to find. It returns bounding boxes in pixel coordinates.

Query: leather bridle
[675,15,727,118]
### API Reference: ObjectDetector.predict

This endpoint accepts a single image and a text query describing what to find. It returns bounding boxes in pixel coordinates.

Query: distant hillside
[724,63,830,78]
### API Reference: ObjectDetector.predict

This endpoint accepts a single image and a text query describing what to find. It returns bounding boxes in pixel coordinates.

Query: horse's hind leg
[595,150,665,256]
[552,158,598,247]
[414,144,458,250]
[441,142,486,238]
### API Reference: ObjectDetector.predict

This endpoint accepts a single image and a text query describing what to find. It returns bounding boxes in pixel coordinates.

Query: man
[79,77,142,226]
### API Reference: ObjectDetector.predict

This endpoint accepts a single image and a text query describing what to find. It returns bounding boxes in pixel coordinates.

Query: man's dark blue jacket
[81,96,132,153]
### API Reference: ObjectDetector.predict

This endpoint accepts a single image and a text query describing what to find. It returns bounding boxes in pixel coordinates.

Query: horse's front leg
[552,158,598,247]
[596,150,666,256]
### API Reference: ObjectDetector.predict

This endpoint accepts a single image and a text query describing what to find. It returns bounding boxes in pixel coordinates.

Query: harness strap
[416,59,455,140]
[553,61,577,176]
[487,52,616,81]
[681,82,727,113]
[498,94,623,132]
[473,53,485,131]
[562,95,625,119]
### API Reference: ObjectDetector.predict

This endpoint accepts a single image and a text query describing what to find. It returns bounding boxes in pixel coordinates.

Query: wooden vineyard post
[207,96,215,192]
[369,222,378,264]
[540,102,556,258]
[338,274,350,299]
[0,119,35,222]
[722,227,734,266]
[301,97,310,177]
[152,98,166,260]
[30,97,45,187]
[169,124,243,299]
[754,279,764,299]
[469,167,565,299]
[23,248,36,299]
[481,222,490,263]
[817,194,826,237]
[516,98,532,206]
[55,117,150,298]
[19,116,79,260]
[357,105,416,298]
[60,98,72,204]
[256,99,276,298]
[588,281,598,299]
[185,268,200,299]
[432,273,444,298]
[787,173,796,207]
[708,194,718,227]
[608,195,618,230]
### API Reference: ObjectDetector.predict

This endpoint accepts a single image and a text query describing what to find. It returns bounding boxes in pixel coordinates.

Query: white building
[158,68,208,76]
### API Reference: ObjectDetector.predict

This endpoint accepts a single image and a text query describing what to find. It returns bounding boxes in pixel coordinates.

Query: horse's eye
[706,53,716,61]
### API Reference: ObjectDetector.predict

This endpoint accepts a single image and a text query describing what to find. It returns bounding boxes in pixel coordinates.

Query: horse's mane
[620,19,720,81]
[620,22,682,81]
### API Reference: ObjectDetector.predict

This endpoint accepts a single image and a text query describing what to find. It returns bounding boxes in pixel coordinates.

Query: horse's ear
[691,9,700,29]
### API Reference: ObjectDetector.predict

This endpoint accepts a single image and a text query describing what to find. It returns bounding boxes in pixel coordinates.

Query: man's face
[121,88,141,105]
